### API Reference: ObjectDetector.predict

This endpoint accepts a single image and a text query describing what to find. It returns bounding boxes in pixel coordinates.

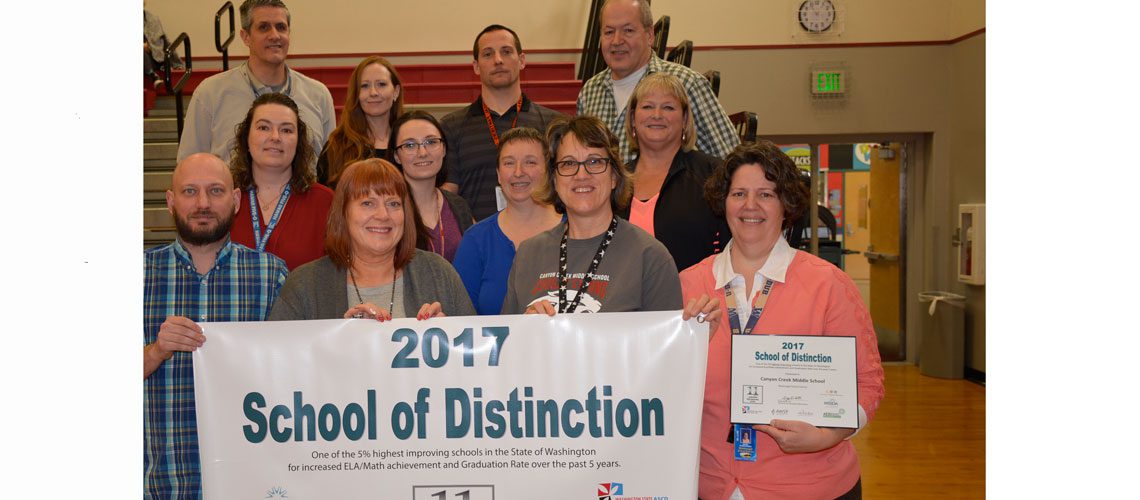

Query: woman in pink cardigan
[680,141,884,500]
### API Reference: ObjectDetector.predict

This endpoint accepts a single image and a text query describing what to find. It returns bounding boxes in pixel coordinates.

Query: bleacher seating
[652,16,671,59]
[703,70,721,97]
[142,61,582,247]
[666,40,693,67]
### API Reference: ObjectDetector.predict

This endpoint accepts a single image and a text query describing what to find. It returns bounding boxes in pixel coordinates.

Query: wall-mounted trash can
[917,291,966,379]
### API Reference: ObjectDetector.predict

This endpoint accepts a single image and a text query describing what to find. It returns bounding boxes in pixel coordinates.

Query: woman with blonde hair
[620,72,728,272]
[316,56,403,188]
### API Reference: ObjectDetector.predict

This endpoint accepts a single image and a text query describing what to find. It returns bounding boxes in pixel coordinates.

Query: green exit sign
[811,70,845,95]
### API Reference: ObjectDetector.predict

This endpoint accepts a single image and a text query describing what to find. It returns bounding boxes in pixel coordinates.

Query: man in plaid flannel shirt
[143,153,288,498]
[577,0,739,165]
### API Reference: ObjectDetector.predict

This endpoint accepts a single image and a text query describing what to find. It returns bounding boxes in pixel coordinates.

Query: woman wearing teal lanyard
[501,115,716,317]
[230,93,334,270]
[679,141,885,500]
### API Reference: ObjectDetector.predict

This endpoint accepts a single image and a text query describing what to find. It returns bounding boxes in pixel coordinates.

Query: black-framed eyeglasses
[395,137,444,155]
[554,157,611,176]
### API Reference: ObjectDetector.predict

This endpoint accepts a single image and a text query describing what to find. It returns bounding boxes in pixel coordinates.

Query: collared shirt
[440,94,564,221]
[712,236,796,321]
[577,54,740,165]
[143,238,287,499]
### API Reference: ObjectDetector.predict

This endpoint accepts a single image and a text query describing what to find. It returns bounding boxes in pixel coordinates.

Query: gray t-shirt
[501,217,682,314]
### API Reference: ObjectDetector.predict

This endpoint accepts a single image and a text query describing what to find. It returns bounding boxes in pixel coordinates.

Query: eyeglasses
[395,137,444,155]
[554,158,611,176]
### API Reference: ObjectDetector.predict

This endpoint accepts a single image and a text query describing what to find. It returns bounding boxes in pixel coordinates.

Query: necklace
[428,189,447,256]
[349,263,397,317]
[557,216,618,313]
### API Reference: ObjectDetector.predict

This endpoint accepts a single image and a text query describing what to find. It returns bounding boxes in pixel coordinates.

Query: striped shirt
[577,54,740,165]
[440,94,563,221]
[143,239,287,499]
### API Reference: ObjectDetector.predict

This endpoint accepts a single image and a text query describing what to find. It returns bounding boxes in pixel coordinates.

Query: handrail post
[164,33,192,139]
[214,2,236,71]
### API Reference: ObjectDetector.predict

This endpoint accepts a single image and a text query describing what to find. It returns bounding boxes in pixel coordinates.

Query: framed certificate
[730,334,858,428]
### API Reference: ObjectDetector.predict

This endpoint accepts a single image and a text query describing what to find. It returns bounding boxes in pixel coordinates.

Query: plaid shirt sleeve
[657,58,740,159]
[578,57,739,163]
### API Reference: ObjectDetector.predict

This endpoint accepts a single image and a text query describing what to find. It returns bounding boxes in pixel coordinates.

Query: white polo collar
[712,236,796,291]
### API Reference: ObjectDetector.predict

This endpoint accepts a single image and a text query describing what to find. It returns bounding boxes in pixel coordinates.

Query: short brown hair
[497,126,550,163]
[472,24,523,60]
[535,115,633,214]
[325,158,418,270]
[230,92,316,193]
[704,140,808,230]
[625,72,696,155]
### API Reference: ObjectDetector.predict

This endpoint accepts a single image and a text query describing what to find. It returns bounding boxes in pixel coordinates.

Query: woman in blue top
[452,127,563,314]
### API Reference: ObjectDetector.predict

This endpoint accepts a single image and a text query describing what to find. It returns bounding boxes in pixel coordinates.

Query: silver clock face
[799,0,836,33]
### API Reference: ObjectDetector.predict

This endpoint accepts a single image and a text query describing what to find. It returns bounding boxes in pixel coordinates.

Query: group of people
[145,0,884,499]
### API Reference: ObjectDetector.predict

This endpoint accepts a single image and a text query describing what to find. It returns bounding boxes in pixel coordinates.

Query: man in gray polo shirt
[441,24,563,221]
[176,0,334,170]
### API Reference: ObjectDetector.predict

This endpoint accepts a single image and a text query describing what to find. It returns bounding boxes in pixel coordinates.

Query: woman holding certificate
[679,141,885,499]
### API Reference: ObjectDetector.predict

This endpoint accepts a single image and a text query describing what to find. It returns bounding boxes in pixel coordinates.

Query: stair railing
[215,2,235,71]
[163,33,192,138]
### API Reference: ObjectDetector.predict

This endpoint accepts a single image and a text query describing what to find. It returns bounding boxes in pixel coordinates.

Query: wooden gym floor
[852,364,986,498]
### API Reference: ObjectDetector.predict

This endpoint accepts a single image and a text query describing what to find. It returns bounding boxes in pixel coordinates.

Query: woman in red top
[229,92,334,270]
[681,141,884,500]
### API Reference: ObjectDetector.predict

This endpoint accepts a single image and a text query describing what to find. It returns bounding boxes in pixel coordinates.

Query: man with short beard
[143,153,288,498]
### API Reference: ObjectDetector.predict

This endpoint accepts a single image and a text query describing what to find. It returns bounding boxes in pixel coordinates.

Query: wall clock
[798,0,836,33]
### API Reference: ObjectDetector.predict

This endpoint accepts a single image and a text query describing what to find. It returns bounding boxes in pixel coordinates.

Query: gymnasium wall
[147,0,987,372]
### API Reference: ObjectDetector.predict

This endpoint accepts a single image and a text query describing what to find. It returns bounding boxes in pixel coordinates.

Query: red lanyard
[481,96,523,147]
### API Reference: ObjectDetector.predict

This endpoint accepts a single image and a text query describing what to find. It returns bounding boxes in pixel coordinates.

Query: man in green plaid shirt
[577,0,739,165]
[143,153,288,498]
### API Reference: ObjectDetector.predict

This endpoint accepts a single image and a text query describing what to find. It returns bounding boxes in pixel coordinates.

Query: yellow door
[868,143,902,360]
[842,171,871,307]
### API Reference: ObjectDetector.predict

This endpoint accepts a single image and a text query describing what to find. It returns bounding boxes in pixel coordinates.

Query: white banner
[193,311,708,500]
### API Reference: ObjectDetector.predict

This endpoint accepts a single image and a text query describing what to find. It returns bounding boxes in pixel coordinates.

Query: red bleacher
[146,61,581,118]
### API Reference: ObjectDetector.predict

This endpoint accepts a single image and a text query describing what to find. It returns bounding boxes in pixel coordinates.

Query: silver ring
[352,312,365,319]
[696,312,708,323]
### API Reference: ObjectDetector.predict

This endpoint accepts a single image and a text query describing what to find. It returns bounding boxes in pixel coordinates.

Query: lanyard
[481,96,523,147]
[724,277,775,336]
[557,216,618,313]
[249,184,292,252]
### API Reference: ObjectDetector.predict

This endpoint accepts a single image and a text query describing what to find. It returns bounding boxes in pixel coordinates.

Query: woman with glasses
[229,92,334,270]
[317,56,403,189]
[269,158,475,322]
[619,73,728,271]
[389,111,474,262]
[501,115,698,315]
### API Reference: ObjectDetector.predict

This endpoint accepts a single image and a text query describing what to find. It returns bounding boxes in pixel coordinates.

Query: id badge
[733,424,757,462]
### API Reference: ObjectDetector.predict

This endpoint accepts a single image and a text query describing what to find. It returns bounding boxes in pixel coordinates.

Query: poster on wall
[853,143,873,170]
[779,144,812,171]
[193,312,708,500]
